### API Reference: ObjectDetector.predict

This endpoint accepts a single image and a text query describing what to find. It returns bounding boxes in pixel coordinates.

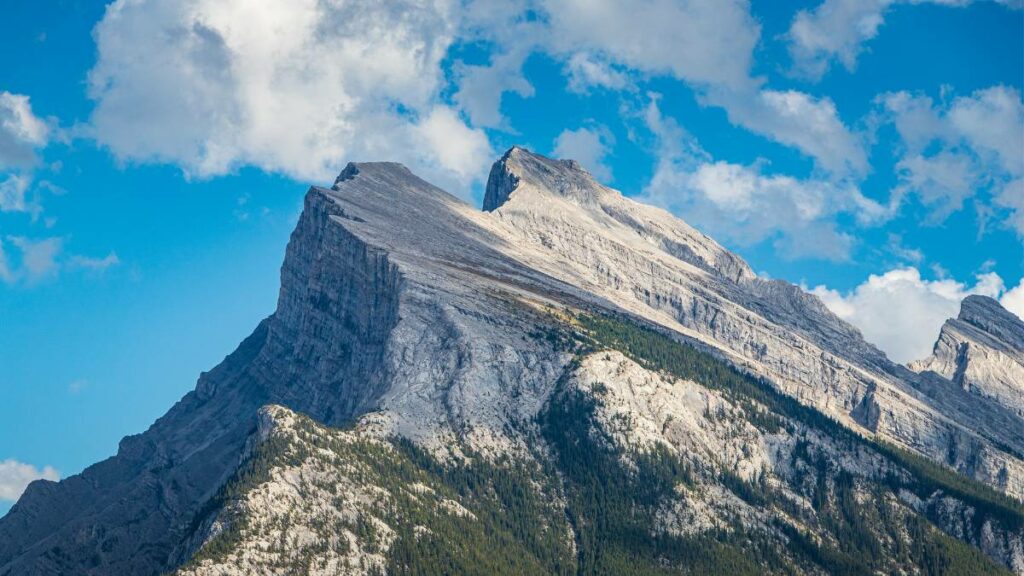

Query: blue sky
[0,0,1021,513]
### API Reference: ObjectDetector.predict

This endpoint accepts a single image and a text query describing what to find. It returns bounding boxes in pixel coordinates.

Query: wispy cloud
[787,0,1023,81]
[0,236,120,285]
[68,252,120,272]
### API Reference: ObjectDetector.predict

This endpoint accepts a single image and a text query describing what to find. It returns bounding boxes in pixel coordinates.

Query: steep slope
[911,296,1024,418]
[480,147,1024,497]
[179,314,1024,574]
[1,148,1022,575]
[0,162,581,575]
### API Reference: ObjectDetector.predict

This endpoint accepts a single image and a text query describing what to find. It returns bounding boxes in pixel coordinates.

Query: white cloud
[0,239,11,284]
[0,92,51,218]
[788,0,886,79]
[994,178,1024,236]
[710,88,869,177]
[0,91,50,169]
[88,0,491,195]
[564,53,629,94]
[893,151,977,220]
[787,0,1022,80]
[1002,278,1024,320]
[411,106,493,186]
[808,267,1015,363]
[453,48,534,129]
[532,1,868,178]
[0,173,31,212]
[539,0,759,92]
[0,459,59,502]
[948,85,1024,176]
[879,86,1024,233]
[552,126,615,181]
[7,236,62,283]
[0,237,120,284]
[638,97,887,261]
[86,0,867,193]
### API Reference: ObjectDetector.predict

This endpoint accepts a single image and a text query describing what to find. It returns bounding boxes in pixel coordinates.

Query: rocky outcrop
[911,295,1024,418]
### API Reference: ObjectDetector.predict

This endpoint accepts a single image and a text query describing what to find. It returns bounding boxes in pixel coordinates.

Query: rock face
[1,147,1022,575]
[911,295,1024,418]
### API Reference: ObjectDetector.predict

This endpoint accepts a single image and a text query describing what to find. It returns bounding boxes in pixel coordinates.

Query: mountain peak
[957,294,1024,349]
[483,146,599,211]
[960,294,1012,322]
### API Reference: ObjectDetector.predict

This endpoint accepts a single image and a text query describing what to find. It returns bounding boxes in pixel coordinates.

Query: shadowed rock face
[2,148,1022,575]
[911,295,1024,418]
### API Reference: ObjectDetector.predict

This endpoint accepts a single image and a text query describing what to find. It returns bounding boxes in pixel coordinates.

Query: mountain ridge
[2,147,1022,575]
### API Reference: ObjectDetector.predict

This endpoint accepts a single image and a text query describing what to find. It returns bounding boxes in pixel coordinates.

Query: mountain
[1,147,1022,575]
[911,295,1024,419]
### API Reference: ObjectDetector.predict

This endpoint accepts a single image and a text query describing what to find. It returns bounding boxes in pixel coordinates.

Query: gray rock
[911,295,1024,418]
[2,147,1021,575]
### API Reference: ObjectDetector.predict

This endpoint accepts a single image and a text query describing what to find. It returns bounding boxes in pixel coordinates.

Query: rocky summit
[2,147,1022,575]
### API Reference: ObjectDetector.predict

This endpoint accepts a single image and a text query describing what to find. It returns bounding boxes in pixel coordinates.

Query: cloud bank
[0,459,59,502]
[809,268,1022,363]
[88,0,491,196]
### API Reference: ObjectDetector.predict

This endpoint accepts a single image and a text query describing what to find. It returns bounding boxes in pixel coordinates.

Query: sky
[0,0,1022,514]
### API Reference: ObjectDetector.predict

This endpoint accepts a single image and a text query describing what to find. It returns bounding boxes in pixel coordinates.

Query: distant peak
[959,295,1010,323]
[956,294,1024,349]
[332,161,414,190]
[334,163,360,186]
[482,146,598,212]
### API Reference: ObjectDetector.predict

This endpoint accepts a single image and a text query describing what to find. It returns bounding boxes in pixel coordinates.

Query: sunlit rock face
[1,148,1022,575]
[911,295,1024,419]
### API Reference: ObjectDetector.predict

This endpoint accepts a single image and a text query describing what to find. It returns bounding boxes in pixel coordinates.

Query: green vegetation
[567,310,1018,574]
[181,311,1020,575]
[541,384,792,575]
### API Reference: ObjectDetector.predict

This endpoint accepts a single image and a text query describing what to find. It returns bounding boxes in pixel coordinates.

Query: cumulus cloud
[88,0,491,196]
[552,126,615,181]
[1003,278,1024,319]
[411,106,493,185]
[788,0,1022,80]
[86,0,869,195]
[808,267,1021,363]
[638,98,888,261]
[0,459,59,502]
[879,86,1024,234]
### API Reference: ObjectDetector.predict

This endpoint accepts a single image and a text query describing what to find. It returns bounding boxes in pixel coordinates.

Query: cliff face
[2,148,1022,575]
[911,295,1024,418]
